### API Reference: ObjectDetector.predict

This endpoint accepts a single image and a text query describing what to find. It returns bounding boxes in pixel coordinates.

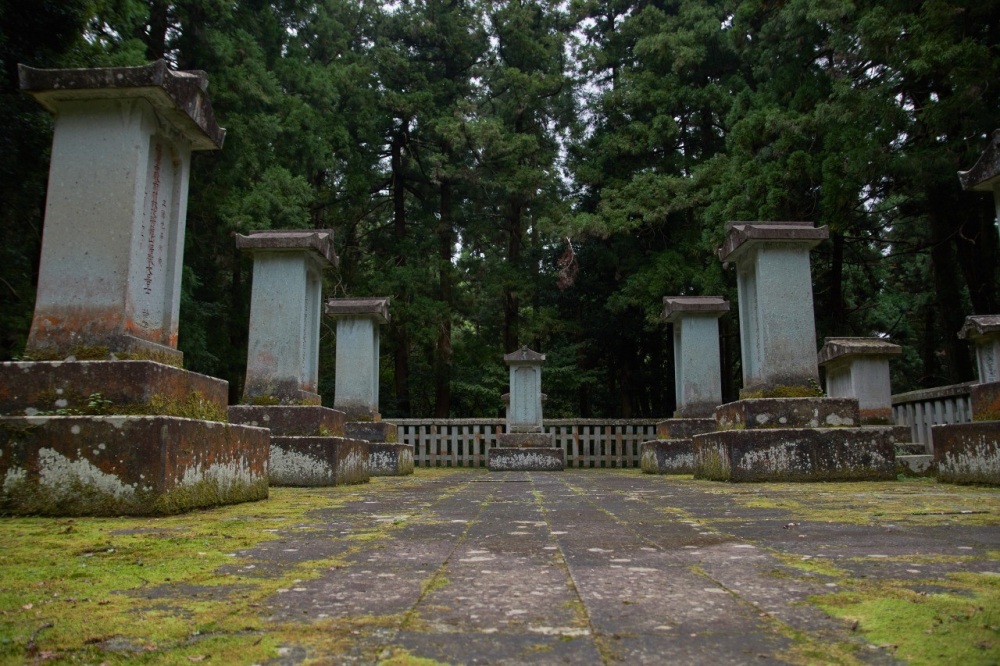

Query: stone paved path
[243,469,1000,664]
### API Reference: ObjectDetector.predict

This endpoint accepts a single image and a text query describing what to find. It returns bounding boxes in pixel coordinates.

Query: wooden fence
[891,382,975,452]
[392,419,658,468]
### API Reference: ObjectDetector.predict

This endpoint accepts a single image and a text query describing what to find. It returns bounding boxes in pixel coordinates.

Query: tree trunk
[955,195,1000,314]
[391,129,411,415]
[504,199,522,352]
[146,0,169,61]
[434,179,453,417]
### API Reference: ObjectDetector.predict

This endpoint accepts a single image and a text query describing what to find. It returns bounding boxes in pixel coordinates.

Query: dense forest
[1,0,998,418]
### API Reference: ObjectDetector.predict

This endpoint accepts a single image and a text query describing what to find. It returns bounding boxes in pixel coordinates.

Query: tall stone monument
[693,222,896,481]
[488,347,565,471]
[228,231,368,486]
[326,298,413,476]
[641,296,728,475]
[0,61,269,515]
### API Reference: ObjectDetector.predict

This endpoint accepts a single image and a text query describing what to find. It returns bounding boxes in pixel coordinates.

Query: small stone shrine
[326,298,413,476]
[488,347,565,471]
[641,296,728,474]
[0,61,269,515]
[693,222,896,481]
[227,231,368,486]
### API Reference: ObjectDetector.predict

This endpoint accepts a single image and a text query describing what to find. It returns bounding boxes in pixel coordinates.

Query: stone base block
[972,382,1000,421]
[487,447,564,471]
[497,432,555,448]
[933,422,1000,485]
[897,454,935,477]
[369,443,414,476]
[0,360,228,418]
[715,397,859,431]
[344,421,397,443]
[269,436,369,486]
[655,418,715,440]
[229,405,346,437]
[640,439,694,474]
[693,427,895,482]
[896,442,927,456]
[0,415,269,515]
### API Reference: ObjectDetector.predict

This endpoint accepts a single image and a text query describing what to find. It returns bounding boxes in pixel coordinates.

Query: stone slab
[497,432,555,448]
[715,397,859,430]
[972,382,1000,421]
[897,454,935,476]
[487,447,565,471]
[324,297,390,323]
[655,417,715,440]
[640,439,694,474]
[344,420,397,443]
[235,229,338,267]
[0,360,228,418]
[228,405,345,437]
[717,221,829,263]
[933,421,1000,485]
[368,443,414,476]
[693,427,896,482]
[268,436,368,486]
[817,337,902,364]
[0,415,268,515]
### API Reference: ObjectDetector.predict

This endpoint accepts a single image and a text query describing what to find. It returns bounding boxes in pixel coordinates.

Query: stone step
[896,454,935,476]
[370,443,415,476]
[640,439,694,474]
[895,443,927,456]
[229,404,346,436]
[655,418,715,440]
[269,436,369,486]
[487,447,564,471]
[715,397,859,431]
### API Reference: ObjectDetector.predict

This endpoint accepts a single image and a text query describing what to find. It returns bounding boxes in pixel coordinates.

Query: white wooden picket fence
[891,382,975,452]
[392,419,658,468]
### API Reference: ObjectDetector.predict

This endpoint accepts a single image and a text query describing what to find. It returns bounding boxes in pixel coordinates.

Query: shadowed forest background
[1,0,999,418]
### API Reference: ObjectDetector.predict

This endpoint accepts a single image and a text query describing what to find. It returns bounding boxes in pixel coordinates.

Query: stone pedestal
[487,433,565,471]
[662,296,729,417]
[641,419,716,475]
[0,62,270,515]
[695,221,897,481]
[237,230,337,405]
[818,338,902,425]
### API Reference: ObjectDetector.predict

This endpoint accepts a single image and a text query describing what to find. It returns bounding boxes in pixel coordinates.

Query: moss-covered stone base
[0,415,269,515]
[269,436,369,486]
[229,404,346,437]
[715,397,860,431]
[487,447,564,471]
[933,421,1000,485]
[639,439,694,474]
[369,443,414,476]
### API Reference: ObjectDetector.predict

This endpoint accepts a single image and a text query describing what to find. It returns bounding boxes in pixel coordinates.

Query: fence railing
[392,419,659,468]
[891,382,975,452]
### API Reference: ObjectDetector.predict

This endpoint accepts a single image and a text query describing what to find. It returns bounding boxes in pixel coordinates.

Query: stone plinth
[694,427,896,482]
[487,448,565,471]
[344,421,397,443]
[504,347,546,432]
[0,360,227,418]
[228,404,346,437]
[19,61,224,364]
[0,415,268,515]
[655,418,716,440]
[640,440,695,474]
[933,423,1000,485]
[714,397,859,431]
[818,338,902,425]
[237,230,337,405]
[498,432,555,448]
[959,315,1000,386]
[662,296,729,417]
[369,443,415,476]
[718,222,828,396]
[326,298,390,420]
[269,436,368,486]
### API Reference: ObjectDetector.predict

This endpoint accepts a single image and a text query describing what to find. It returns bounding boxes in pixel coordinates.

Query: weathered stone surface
[693,427,896,482]
[228,404,345,436]
[368,443,415,476]
[715,397,859,430]
[818,338,901,425]
[498,432,555,448]
[656,417,715,440]
[897,454,935,477]
[487,447,565,471]
[0,415,268,515]
[505,347,546,432]
[324,297,390,323]
[0,360,227,418]
[327,298,390,420]
[344,420,397,443]
[640,439,694,474]
[235,230,338,267]
[972,382,1000,421]
[268,436,368,486]
[934,422,1000,485]
[717,221,829,262]
[662,297,728,418]
[958,315,1000,385]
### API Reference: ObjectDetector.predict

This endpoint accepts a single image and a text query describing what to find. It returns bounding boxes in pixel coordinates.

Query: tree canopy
[2,0,998,417]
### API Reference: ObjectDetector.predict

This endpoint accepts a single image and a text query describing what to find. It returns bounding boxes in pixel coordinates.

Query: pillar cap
[325,297,390,324]
[718,221,829,263]
[235,229,338,268]
[958,129,1000,192]
[662,296,729,323]
[19,60,225,150]
[818,337,902,366]
[958,315,1000,340]
[504,346,545,365]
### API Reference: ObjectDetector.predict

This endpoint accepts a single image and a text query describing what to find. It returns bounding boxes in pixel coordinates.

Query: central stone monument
[488,347,565,471]
[227,230,369,486]
[0,61,269,515]
[693,222,896,481]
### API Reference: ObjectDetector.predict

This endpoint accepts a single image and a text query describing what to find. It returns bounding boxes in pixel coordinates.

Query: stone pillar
[959,316,1000,386]
[325,298,411,476]
[641,296,728,474]
[818,338,902,425]
[236,230,337,405]
[718,222,828,397]
[19,61,225,365]
[0,62,270,515]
